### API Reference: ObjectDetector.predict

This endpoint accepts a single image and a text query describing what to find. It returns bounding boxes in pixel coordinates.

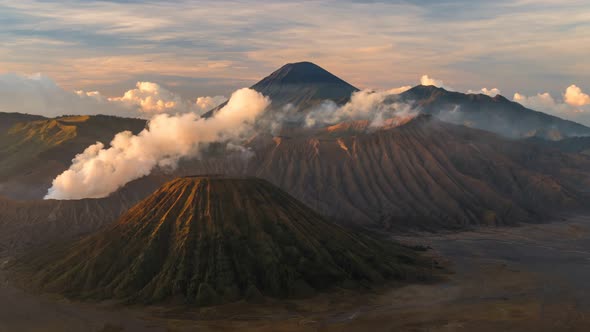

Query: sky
[1,0,590,124]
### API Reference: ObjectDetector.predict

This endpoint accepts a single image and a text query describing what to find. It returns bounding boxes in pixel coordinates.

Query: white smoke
[468,87,501,97]
[0,73,226,118]
[420,75,453,90]
[304,88,417,129]
[195,96,227,114]
[44,88,269,199]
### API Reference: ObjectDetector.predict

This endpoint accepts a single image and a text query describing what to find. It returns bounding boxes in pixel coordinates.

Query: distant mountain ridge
[202,62,590,139]
[397,85,590,139]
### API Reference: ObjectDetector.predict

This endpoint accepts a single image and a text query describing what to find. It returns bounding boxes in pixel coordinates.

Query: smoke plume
[45,88,269,199]
[420,75,453,90]
[303,88,417,128]
[468,87,500,96]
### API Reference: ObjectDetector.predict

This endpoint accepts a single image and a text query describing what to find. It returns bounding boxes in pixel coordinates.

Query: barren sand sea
[1,216,590,332]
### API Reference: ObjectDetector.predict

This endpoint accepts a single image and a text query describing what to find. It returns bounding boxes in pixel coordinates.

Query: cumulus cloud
[513,92,562,112]
[468,87,501,97]
[564,84,590,107]
[514,86,590,126]
[420,75,452,90]
[45,88,269,199]
[109,82,184,113]
[195,95,227,113]
[0,73,226,118]
[303,88,417,129]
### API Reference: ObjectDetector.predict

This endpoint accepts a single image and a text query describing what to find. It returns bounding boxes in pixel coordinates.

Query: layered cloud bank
[0,73,226,118]
[45,88,268,199]
[514,84,590,126]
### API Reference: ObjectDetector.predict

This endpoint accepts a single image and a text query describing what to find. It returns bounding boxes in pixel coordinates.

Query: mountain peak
[249,61,359,111]
[15,176,429,305]
[202,61,359,117]
[254,61,356,86]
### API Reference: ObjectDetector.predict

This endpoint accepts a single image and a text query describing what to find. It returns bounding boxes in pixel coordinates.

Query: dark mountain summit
[204,62,359,117]
[397,85,590,139]
[251,61,358,110]
[252,61,357,91]
[11,176,431,305]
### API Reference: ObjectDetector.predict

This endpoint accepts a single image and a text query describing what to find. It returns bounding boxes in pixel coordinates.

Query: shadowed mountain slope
[398,85,590,139]
[0,176,165,258]
[11,176,431,305]
[527,136,590,156]
[238,115,590,230]
[0,112,46,133]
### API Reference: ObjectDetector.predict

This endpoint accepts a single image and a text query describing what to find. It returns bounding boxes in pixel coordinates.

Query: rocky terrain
[9,176,433,305]
[243,115,590,229]
[3,215,590,332]
[0,175,164,258]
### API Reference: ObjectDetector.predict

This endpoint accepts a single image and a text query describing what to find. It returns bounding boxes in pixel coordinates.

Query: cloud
[0,0,589,97]
[420,75,453,90]
[45,88,269,200]
[195,95,227,113]
[514,86,590,126]
[304,88,417,129]
[0,73,137,117]
[0,73,226,118]
[468,87,501,97]
[109,82,184,114]
[513,92,562,112]
[564,84,590,107]
[44,83,421,200]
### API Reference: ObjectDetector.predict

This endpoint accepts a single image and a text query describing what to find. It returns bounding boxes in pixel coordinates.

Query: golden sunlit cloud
[564,85,590,107]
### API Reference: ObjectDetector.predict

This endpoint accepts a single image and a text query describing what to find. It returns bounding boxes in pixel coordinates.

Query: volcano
[203,62,359,117]
[13,176,430,305]
[251,61,359,108]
